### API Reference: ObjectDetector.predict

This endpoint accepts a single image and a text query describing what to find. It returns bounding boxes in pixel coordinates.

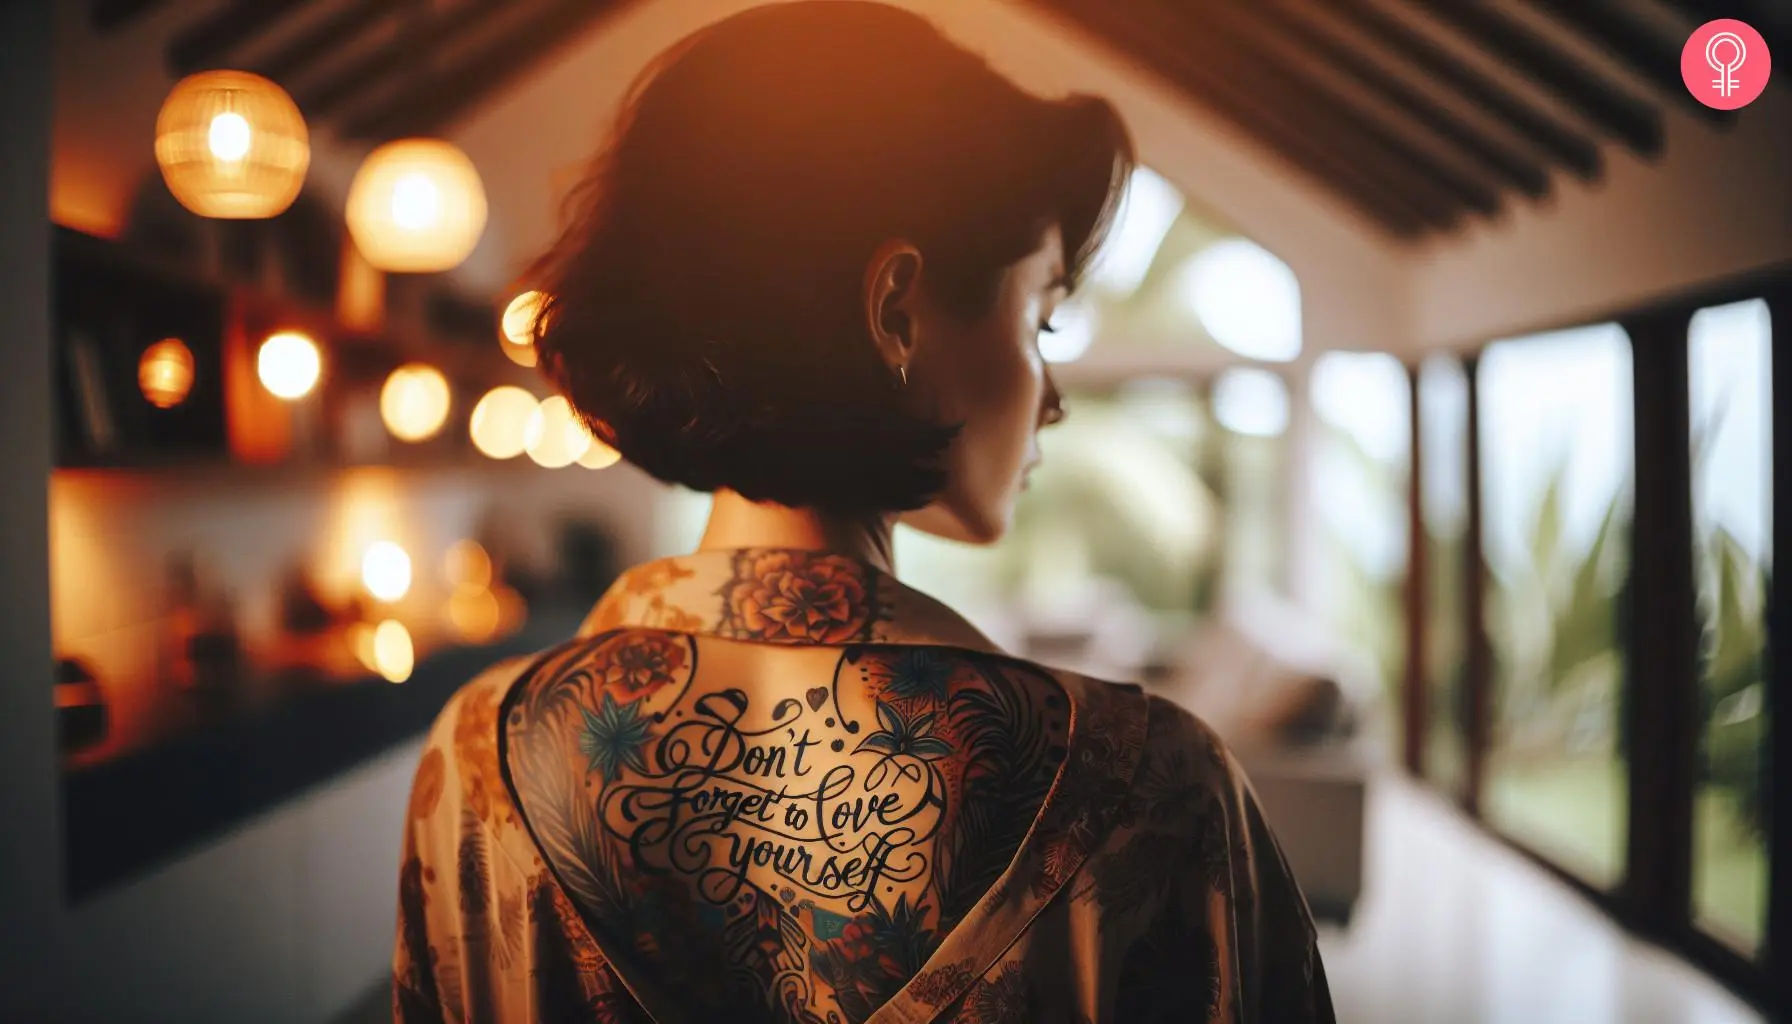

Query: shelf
[61,608,586,903]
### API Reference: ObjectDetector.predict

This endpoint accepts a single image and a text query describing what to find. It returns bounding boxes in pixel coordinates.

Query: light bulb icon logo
[1682,19,1771,110]
[1707,31,1746,97]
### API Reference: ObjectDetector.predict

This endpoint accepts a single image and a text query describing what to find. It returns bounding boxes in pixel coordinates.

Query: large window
[1212,367,1289,600]
[1479,325,1634,887]
[1420,355,1471,799]
[1310,352,1410,713]
[1688,299,1772,955]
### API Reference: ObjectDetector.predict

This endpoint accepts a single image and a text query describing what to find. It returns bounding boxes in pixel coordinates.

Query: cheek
[947,334,1042,475]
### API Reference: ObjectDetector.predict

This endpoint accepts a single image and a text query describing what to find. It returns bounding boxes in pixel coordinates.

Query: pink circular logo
[1682,19,1771,110]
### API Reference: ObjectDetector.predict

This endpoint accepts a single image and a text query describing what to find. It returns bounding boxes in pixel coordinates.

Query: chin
[898,500,1010,547]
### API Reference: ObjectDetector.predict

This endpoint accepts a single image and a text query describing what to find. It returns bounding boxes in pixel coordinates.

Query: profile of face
[865,226,1069,545]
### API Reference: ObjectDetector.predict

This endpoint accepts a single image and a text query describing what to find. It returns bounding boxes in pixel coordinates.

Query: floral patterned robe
[393,548,1333,1023]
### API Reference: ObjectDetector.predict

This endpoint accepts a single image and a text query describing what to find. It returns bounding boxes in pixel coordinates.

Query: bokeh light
[1178,238,1302,363]
[524,395,591,468]
[257,330,321,400]
[469,386,538,460]
[379,363,451,442]
[361,540,412,602]
[372,619,414,683]
[499,290,544,367]
[345,138,487,273]
[447,585,502,644]
[138,337,196,409]
[577,435,623,470]
[444,539,493,590]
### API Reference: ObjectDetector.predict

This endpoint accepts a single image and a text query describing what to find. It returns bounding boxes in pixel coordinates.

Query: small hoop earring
[898,365,909,388]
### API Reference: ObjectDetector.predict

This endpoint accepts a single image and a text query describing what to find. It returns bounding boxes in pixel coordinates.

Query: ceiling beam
[1412,0,1665,156]
[1329,0,1602,180]
[1138,1,1504,218]
[90,0,172,35]
[254,1,401,85]
[166,0,310,76]
[297,0,521,119]
[1527,0,1732,126]
[339,0,634,141]
[1030,0,1456,236]
[1656,0,1792,57]
[1247,1,1551,199]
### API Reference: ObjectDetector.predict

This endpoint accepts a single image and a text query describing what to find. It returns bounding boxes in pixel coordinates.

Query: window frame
[1400,264,1791,1020]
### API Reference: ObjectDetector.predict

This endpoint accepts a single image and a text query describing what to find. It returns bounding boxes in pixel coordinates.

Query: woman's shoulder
[1065,671,1254,811]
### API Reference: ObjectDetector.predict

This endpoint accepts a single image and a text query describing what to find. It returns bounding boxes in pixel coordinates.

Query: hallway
[1320,777,1764,1024]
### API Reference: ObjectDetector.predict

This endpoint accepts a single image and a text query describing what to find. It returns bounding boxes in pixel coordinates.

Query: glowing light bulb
[390,172,440,230]
[138,337,196,408]
[524,395,591,468]
[257,330,321,400]
[469,386,537,459]
[207,111,251,161]
[379,363,451,442]
[372,619,414,683]
[361,540,412,602]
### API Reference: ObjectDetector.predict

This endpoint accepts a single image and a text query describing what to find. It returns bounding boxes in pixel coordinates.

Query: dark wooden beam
[1147,0,1505,218]
[1528,0,1734,126]
[1414,0,1666,157]
[1024,0,1453,235]
[1621,307,1699,936]
[166,0,310,76]
[297,0,520,119]
[90,0,171,34]
[1658,0,1792,59]
[1254,0,1551,199]
[1330,0,1602,180]
[254,1,400,84]
[1405,361,1428,778]
[1463,352,1489,817]
[340,1,649,142]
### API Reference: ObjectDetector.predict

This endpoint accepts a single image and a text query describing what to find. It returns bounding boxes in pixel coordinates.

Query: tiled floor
[1318,777,1765,1024]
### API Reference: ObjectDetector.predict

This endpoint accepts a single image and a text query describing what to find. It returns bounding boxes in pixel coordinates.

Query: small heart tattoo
[806,687,828,711]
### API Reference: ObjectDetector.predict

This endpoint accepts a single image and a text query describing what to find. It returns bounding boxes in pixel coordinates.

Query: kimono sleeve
[392,735,458,1023]
[1229,770,1336,1023]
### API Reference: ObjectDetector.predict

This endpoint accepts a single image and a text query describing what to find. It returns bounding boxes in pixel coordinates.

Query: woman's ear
[862,240,925,375]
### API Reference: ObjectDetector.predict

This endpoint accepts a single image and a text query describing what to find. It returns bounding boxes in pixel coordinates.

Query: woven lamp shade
[346,139,488,273]
[154,71,309,219]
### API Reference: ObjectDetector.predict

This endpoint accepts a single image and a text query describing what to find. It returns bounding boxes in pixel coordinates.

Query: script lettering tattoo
[601,686,947,913]
[509,632,1067,1024]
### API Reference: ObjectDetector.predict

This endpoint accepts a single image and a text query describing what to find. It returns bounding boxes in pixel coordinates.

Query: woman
[393,3,1333,1021]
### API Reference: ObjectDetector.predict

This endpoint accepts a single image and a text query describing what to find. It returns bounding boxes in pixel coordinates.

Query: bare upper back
[504,628,1070,1022]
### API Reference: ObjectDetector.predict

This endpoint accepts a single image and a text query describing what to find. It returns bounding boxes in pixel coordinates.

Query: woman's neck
[696,489,897,574]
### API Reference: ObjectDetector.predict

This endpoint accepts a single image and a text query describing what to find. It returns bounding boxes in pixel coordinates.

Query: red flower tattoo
[596,632,689,701]
[725,551,874,643]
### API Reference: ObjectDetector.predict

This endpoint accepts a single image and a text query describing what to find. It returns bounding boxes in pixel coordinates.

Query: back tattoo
[504,630,1070,1023]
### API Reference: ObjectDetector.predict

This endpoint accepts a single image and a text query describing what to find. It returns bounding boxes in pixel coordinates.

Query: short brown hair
[531,0,1132,514]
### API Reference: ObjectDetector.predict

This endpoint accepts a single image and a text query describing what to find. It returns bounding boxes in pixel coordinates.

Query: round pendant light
[154,70,309,219]
[346,139,488,273]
